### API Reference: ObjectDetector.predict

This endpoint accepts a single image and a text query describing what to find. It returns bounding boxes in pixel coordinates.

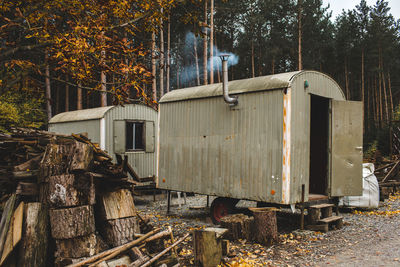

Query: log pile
[0,128,188,266]
[375,159,400,200]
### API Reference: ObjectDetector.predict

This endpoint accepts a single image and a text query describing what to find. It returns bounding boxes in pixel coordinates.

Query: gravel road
[135,192,400,266]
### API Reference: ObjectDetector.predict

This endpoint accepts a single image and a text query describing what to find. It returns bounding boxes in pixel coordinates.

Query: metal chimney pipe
[220,55,238,106]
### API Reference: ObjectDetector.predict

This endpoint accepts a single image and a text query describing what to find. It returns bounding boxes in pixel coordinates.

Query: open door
[331,100,363,197]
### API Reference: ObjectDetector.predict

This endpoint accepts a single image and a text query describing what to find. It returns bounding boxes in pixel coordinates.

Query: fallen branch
[67,228,161,267]
[382,160,400,183]
[140,233,190,267]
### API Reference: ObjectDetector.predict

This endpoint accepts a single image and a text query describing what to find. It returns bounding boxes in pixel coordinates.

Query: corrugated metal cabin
[49,104,157,180]
[158,70,363,208]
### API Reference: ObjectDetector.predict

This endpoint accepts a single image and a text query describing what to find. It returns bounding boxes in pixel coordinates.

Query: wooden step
[318,215,342,224]
[309,203,334,209]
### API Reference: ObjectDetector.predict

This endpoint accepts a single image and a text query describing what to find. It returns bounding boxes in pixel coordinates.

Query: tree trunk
[382,71,389,123]
[388,73,393,119]
[250,207,278,246]
[215,37,220,83]
[194,37,200,86]
[203,0,208,85]
[176,66,180,89]
[65,75,69,112]
[209,0,214,84]
[271,58,275,75]
[45,53,52,121]
[17,203,48,267]
[166,14,171,93]
[344,58,350,100]
[251,39,255,78]
[151,31,157,101]
[49,205,95,239]
[77,81,82,110]
[101,49,107,107]
[361,48,365,103]
[298,0,302,70]
[160,9,164,97]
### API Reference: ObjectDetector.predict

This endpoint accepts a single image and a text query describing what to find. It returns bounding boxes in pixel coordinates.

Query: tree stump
[249,207,278,246]
[220,214,254,241]
[193,229,224,267]
[49,205,95,239]
[17,203,48,267]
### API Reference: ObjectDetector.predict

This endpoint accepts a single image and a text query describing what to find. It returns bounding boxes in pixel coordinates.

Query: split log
[49,205,95,239]
[97,189,136,220]
[44,174,95,207]
[193,229,223,267]
[55,233,108,259]
[100,216,139,247]
[17,203,48,267]
[220,214,254,240]
[249,207,278,246]
[39,141,93,180]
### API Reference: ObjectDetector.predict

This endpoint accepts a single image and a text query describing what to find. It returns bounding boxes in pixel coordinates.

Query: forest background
[0,0,399,156]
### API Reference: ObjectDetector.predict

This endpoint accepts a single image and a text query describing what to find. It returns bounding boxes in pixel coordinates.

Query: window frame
[125,120,146,152]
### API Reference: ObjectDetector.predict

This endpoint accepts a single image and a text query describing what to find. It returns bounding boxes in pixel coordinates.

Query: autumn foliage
[0,0,176,106]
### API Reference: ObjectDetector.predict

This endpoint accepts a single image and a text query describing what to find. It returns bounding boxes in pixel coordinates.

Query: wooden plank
[0,202,24,265]
[12,202,23,247]
[318,215,343,224]
[309,203,334,209]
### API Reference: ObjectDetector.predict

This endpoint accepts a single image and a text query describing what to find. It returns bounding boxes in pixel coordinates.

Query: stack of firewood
[0,128,189,266]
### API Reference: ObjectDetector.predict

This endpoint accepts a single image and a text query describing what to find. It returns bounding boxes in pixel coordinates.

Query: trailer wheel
[210,197,238,224]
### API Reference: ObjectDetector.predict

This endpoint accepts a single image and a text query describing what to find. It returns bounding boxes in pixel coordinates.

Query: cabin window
[126,121,145,151]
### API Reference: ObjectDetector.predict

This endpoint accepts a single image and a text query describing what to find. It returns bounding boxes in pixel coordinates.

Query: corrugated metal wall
[159,90,284,202]
[49,120,101,141]
[289,71,345,203]
[105,105,158,178]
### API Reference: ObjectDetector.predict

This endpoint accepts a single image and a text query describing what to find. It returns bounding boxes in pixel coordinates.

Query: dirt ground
[135,192,400,266]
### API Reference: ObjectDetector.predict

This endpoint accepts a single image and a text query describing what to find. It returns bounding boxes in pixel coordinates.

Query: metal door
[331,100,363,196]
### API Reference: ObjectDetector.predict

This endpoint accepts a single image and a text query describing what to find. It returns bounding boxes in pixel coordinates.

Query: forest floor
[135,192,400,267]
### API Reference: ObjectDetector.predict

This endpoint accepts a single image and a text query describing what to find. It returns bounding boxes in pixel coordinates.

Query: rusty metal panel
[104,104,158,179]
[159,90,284,203]
[331,100,363,196]
[289,71,346,203]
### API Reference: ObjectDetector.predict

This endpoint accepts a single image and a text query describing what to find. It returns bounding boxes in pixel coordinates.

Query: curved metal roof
[160,71,301,103]
[49,106,114,123]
